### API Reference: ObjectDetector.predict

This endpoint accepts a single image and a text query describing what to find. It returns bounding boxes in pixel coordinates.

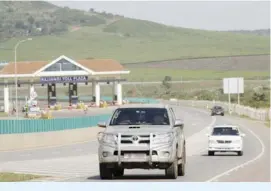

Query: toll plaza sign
[40,76,88,83]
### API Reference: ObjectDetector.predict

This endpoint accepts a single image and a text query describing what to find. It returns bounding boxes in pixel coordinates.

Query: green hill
[0,1,269,63]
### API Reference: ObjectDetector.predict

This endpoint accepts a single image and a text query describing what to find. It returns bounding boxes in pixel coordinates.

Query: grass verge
[0,112,8,117]
[0,172,43,182]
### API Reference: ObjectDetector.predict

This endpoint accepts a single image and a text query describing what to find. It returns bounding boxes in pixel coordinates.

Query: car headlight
[209,140,216,144]
[153,133,173,144]
[233,140,241,144]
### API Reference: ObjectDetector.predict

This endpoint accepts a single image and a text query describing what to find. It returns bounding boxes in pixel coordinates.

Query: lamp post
[14,38,32,119]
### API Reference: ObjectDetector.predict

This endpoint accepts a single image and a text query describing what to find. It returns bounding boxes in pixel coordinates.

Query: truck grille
[120,134,152,144]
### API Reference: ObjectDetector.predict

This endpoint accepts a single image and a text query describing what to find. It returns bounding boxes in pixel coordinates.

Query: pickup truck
[97,104,186,179]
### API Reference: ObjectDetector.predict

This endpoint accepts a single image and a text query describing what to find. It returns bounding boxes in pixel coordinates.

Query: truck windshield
[109,108,170,126]
[212,127,239,136]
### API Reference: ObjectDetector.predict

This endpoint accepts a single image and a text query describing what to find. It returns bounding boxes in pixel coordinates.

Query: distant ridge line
[122,54,270,65]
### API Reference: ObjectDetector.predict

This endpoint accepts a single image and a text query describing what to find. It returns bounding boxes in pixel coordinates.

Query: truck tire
[178,146,186,176]
[113,168,124,177]
[165,156,178,179]
[99,163,113,179]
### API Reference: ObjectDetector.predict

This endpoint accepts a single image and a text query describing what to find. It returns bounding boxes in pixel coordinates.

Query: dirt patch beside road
[125,55,270,71]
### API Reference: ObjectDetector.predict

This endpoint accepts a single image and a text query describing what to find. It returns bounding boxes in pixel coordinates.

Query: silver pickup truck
[97,104,186,179]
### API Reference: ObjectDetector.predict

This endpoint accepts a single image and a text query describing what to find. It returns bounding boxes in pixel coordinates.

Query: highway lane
[0,105,269,182]
[65,112,267,182]
[0,105,210,162]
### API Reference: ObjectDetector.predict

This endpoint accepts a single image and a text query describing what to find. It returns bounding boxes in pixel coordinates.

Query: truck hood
[104,125,172,135]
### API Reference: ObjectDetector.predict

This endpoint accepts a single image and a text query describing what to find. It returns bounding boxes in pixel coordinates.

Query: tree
[28,16,35,25]
[15,20,24,29]
[89,8,94,12]
[162,76,172,94]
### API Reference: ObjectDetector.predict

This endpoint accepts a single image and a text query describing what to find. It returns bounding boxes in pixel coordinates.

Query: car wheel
[99,163,113,179]
[165,155,178,179]
[221,113,224,116]
[113,168,124,177]
[208,151,215,156]
[237,151,243,156]
[178,146,186,176]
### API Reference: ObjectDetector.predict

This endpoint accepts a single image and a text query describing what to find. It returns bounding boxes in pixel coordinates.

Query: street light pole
[14,38,32,119]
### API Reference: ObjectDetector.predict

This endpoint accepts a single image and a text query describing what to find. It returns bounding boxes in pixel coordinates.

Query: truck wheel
[99,163,113,179]
[178,146,186,176]
[113,168,124,177]
[208,151,214,156]
[165,156,178,179]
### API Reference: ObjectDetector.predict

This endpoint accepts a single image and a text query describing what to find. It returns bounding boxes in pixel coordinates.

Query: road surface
[0,104,269,182]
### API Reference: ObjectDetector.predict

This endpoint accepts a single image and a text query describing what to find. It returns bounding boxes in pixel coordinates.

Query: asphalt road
[0,104,269,182]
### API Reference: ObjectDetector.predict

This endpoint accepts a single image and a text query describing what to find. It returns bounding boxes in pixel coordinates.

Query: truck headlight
[102,134,117,144]
[153,133,173,144]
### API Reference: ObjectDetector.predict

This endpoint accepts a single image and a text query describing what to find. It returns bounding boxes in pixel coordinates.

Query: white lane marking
[187,116,216,141]
[205,126,266,182]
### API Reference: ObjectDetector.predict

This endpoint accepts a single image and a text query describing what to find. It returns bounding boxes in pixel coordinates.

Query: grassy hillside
[0,1,269,63]
[227,29,270,36]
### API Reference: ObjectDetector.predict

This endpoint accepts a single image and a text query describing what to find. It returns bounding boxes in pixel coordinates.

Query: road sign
[223,78,244,94]
[223,77,244,108]
[40,76,88,84]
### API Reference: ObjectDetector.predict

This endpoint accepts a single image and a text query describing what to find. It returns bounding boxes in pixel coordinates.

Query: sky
[49,0,270,31]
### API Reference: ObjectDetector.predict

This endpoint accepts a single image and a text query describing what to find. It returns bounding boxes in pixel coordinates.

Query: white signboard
[223,78,244,94]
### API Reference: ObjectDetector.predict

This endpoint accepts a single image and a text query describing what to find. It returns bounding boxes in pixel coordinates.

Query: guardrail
[0,114,111,134]
[162,99,270,121]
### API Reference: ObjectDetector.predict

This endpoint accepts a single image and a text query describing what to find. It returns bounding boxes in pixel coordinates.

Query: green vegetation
[0,172,42,182]
[0,2,269,63]
[0,112,8,117]
[126,68,269,81]
[121,81,270,109]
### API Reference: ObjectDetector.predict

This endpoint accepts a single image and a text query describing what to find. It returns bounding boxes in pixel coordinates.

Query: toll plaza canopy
[0,55,130,112]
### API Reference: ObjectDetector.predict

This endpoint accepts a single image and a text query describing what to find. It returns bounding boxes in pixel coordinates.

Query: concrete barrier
[0,126,104,151]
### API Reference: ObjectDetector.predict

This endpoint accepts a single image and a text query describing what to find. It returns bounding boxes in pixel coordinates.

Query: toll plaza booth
[69,83,78,106]
[47,83,57,107]
[0,55,130,114]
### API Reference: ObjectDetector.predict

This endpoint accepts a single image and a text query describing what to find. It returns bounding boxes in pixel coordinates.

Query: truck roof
[117,103,169,109]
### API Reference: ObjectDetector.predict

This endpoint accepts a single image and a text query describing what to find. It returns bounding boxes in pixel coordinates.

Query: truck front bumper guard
[98,132,174,166]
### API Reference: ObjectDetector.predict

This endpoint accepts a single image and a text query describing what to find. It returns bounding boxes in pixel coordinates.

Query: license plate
[124,153,146,158]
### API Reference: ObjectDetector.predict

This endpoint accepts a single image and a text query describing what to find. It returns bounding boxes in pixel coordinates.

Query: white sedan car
[207,125,245,156]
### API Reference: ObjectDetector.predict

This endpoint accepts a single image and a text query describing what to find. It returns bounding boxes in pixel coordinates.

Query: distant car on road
[211,106,224,116]
[207,125,245,156]
[97,104,186,179]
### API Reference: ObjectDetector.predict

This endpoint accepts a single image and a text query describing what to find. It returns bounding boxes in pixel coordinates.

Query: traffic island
[0,172,44,182]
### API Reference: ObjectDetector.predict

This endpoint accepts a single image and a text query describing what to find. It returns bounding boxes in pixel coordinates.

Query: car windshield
[109,108,170,126]
[213,106,222,110]
[211,127,239,136]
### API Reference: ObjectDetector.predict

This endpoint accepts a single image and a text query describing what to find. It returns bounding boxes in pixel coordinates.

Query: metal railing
[163,99,270,121]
